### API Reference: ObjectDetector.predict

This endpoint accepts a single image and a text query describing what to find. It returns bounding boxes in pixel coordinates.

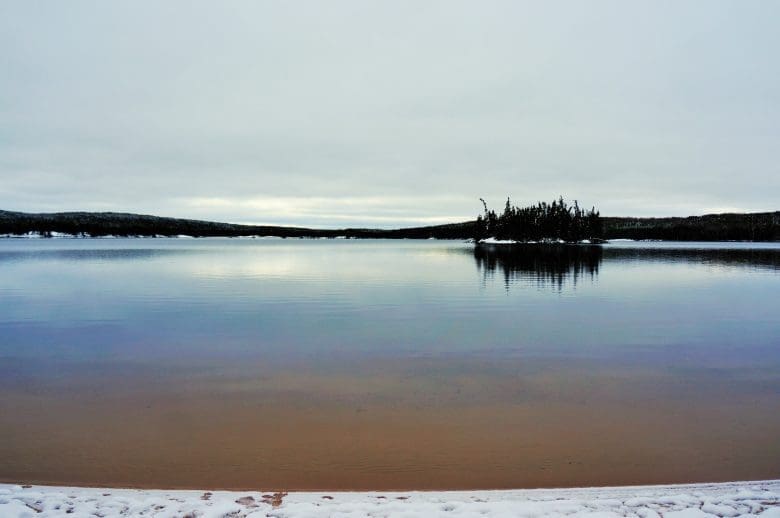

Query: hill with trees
[602,212,780,241]
[0,209,476,239]
[1,208,778,241]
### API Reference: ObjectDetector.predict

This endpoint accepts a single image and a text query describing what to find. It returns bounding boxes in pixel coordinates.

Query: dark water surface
[1,239,779,490]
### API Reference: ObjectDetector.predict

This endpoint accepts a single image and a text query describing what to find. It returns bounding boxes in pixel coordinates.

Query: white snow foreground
[1,481,779,518]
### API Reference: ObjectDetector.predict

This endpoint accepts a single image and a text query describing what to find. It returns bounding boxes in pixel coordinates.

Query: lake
[1,239,779,490]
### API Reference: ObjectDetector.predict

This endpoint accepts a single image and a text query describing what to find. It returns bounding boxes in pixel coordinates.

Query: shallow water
[1,239,779,490]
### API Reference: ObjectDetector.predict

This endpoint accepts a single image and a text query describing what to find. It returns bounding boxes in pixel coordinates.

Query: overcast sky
[1,1,778,227]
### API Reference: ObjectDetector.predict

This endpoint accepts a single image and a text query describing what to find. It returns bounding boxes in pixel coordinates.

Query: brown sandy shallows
[1,355,779,490]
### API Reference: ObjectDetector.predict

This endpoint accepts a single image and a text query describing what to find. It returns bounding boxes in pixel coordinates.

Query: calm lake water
[1,239,779,490]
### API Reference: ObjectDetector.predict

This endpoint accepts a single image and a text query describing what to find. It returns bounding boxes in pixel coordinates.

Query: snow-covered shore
[1,480,778,517]
[478,237,596,245]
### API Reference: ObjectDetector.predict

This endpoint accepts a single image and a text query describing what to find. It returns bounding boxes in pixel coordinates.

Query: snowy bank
[1,480,779,517]
[480,237,521,244]
[478,237,598,245]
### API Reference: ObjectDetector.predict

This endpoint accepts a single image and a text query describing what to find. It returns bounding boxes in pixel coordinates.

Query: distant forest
[475,197,603,242]
[1,208,779,241]
[603,212,780,241]
[0,210,471,239]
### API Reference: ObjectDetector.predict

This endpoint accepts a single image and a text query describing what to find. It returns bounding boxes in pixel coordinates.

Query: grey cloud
[1,1,778,226]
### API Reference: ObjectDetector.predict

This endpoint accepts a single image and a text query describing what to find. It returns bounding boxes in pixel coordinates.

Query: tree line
[475,197,603,242]
[602,212,780,241]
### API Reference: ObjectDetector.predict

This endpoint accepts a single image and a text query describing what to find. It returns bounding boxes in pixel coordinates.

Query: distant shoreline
[1,209,779,241]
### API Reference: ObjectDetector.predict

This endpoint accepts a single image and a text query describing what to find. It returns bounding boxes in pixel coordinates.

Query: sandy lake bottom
[1,240,779,490]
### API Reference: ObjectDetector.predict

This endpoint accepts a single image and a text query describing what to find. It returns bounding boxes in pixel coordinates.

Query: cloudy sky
[1,1,778,227]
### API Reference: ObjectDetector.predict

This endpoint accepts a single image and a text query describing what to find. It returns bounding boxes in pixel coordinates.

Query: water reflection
[473,244,602,289]
[471,243,780,290]
[603,246,780,271]
[0,248,192,263]
[1,239,779,489]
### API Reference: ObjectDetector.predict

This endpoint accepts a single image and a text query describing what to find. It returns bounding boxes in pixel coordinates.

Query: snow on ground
[479,237,520,244]
[1,480,778,518]
[478,237,595,245]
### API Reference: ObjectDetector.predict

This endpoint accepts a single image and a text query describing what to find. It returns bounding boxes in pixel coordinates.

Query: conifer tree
[475,197,603,242]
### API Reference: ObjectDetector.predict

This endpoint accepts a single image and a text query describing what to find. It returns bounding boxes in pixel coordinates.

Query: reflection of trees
[0,248,189,263]
[602,247,780,271]
[473,244,602,290]
[470,244,780,291]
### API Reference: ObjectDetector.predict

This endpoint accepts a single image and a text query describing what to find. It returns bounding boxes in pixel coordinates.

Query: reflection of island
[473,244,602,289]
[471,244,780,290]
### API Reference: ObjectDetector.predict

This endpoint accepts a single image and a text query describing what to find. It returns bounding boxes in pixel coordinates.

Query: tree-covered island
[474,197,603,243]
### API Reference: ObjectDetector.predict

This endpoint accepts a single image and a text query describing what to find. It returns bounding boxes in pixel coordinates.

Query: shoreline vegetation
[1,207,779,241]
